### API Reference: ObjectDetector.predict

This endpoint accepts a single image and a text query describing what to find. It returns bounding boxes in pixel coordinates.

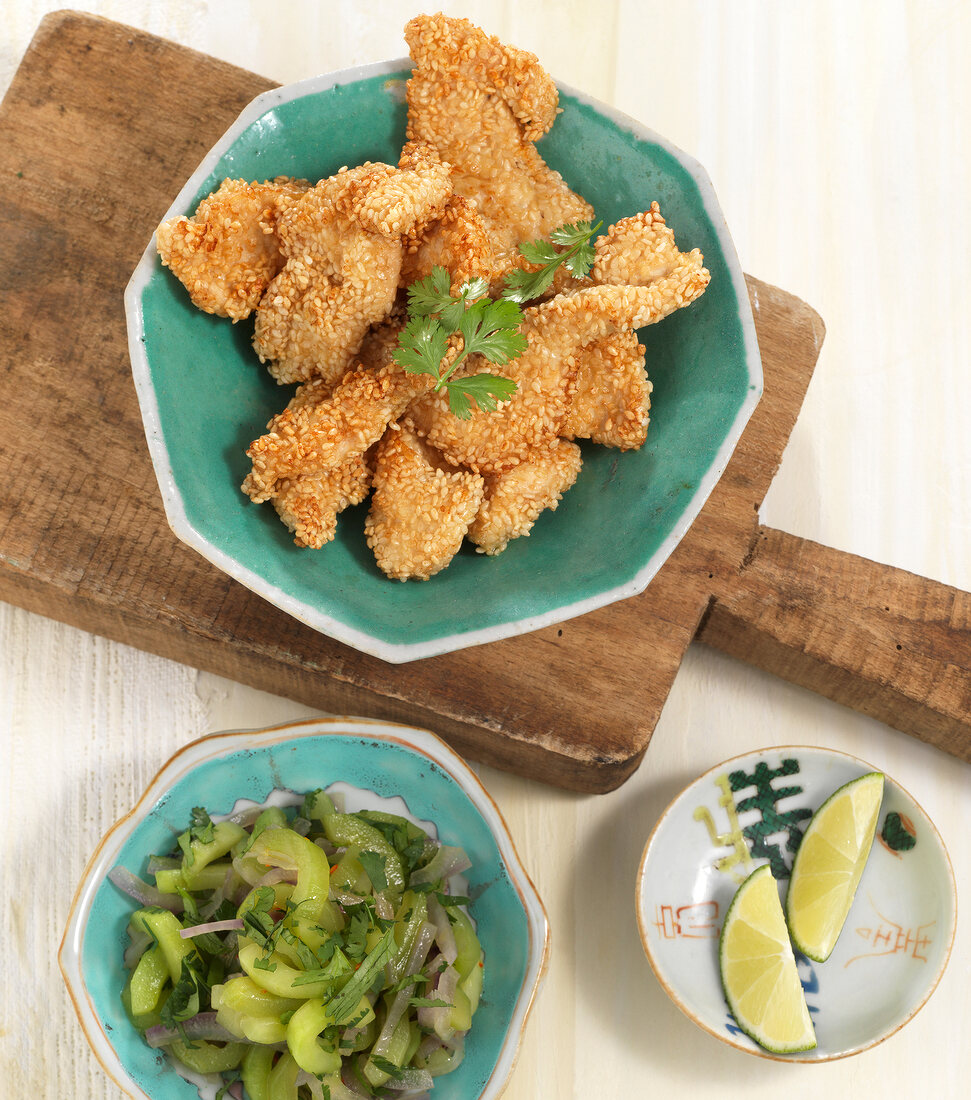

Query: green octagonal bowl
[125,59,761,662]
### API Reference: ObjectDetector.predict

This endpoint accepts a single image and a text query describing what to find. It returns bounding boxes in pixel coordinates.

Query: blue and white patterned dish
[59,717,549,1098]
[635,746,956,1061]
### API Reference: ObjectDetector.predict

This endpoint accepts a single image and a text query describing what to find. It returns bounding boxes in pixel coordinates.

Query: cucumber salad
[109,788,484,1099]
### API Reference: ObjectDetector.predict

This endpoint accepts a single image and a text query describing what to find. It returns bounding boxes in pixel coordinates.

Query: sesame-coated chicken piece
[243,319,434,503]
[156,177,308,320]
[365,424,484,581]
[253,154,451,385]
[592,203,705,288]
[404,13,592,277]
[269,455,371,550]
[561,332,652,451]
[467,439,582,556]
[404,299,583,475]
[400,193,499,292]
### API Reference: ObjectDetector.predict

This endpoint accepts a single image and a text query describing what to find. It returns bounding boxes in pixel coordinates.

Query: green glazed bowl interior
[126,60,761,662]
[60,717,549,1100]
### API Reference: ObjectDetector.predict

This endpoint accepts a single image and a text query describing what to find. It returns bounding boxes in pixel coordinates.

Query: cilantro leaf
[394,266,522,417]
[502,219,603,303]
[446,373,518,419]
[368,1054,405,1080]
[409,995,450,1008]
[549,220,599,248]
[406,266,453,317]
[159,957,204,1028]
[501,263,557,304]
[438,276,490,331]
[189,807,215,845]
[457,298,528,363]
[517,239,559,266]
[393,315,451,378]
[324,929,398,1023]
[357,849,389,895]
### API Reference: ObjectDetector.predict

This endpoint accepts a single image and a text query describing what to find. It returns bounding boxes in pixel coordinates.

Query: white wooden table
[2,3,968,1097]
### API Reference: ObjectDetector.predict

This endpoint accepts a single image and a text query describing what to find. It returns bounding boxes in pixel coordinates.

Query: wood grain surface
[0,11,820,791]
[3,6,970,1100]
[2,11,968,793]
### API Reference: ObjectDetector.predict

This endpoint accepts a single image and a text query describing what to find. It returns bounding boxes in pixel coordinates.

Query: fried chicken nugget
[365,424,484,581]
[592,203,705,288]
[156,177,308,320]
[253,155,451,385]
[561,332,652,450]
[406,205,706,475]
[404,14,592,273]
[404,300,583,475]
[467,439,582,555]
[400,193,498,291]
[270,454,371,549]
[243,320,435,503]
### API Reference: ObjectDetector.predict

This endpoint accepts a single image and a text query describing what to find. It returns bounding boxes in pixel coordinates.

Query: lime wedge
[719,864,816,1053]
[785,771,884,962]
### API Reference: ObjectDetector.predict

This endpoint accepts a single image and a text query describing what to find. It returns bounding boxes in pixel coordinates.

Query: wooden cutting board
[1,12,968,792]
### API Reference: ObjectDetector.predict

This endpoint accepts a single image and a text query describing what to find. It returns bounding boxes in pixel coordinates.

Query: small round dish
[59,717,550,1099]
[124,57,762,663]
[634,746,956,1062]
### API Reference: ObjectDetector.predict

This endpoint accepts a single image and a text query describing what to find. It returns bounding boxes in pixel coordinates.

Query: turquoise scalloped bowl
[125,60,761,662]
[60,717,549,1100]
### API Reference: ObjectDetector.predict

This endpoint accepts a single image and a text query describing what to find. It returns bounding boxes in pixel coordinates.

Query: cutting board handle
[696,525,971,762]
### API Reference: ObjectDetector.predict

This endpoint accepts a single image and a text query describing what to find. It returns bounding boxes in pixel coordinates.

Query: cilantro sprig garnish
[393,218,602,419]
[502,218,602,303]
[394,274,525,419]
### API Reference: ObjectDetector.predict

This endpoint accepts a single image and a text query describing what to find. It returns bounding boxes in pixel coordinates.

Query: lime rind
[785,772,884,963]
[719,864,817,1054]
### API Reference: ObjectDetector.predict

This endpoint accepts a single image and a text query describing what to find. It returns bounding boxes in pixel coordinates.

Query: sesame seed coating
[468,439,583,555]
[364,423,484,581]
[156,177,308,320]
[243,318,433,502]
[404,13,592,274]
[159,15,712,581]
[561,332,652,450]
[265,454,371,550]
[252,155,451,385]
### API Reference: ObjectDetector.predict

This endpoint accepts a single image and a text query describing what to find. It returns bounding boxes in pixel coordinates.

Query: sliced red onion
[372,921,436,1060]
[426,894,458,965]
[198,864,237,921]
[341,1069,373,1098]
[332,888,365,908]
[144,1013,240,1049]
[178,918,245,939]
[381,1067,434,1092]
[409,846,471,887]
[256,866,297,887]
[313,837,339,858]
[416,963,459,1039]
[227,806,266,827]
[373,891,395,922]
[108,866,183,913]
[416,1032,466,1076]
[295,1071,327,1100]
[123,924,154,969]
